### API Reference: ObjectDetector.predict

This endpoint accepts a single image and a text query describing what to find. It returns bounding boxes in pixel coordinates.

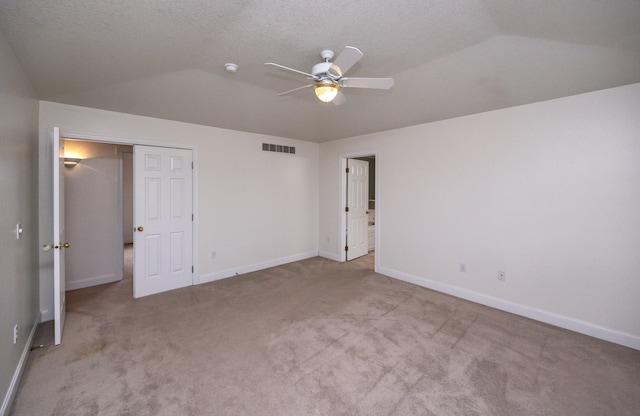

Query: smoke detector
[224,63,238,74]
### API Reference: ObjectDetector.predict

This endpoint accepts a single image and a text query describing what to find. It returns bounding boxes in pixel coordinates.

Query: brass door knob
[62,242,70,248]
[137,226,144,232]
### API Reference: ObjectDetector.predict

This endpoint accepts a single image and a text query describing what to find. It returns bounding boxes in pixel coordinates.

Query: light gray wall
[63,141,124,290]
[320,83,640,349]
[38,101,320,320]
[0,32,39,413]
[122,149,133,244]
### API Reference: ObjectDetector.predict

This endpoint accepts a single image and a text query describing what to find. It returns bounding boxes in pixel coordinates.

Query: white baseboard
[40,309,52,322]
[1,312,40,416]
[198,250,319,284]
[66,273,122,291]
[379,266,640,351]
[318,250,340,261]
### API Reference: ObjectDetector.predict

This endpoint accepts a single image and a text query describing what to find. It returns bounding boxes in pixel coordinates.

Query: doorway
[341,153,377,270]
[59,135,196,298]
[51,129,197,344]
[355,155,376,254]
[62,140,132,292]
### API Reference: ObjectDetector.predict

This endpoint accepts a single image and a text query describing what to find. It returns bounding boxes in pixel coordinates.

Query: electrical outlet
[460,263,466,273]
[498,271,506,281]
[13,324,18,344]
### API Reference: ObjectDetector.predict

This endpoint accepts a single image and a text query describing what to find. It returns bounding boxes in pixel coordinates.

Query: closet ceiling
[0,1,639,142]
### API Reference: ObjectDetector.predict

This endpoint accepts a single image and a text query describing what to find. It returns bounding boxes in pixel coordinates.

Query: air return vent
[262,143,295,154]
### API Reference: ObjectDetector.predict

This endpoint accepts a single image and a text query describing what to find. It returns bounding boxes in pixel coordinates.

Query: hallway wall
[63,140,123,290]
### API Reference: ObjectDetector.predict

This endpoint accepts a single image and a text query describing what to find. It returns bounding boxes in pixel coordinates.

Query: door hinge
[346,167,350,173]
[192,266,194,273]
[345,245,349,252]
[192,214,194,221]
[345,207,349,212]
[192,162,194,169]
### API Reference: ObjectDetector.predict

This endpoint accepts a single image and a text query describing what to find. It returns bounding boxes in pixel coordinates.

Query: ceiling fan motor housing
[312,62,335,77]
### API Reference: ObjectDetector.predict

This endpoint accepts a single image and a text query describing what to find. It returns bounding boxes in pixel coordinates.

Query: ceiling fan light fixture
[313,80,339,102]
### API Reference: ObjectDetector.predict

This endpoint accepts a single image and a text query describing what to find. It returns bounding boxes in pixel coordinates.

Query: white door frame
[58,130,199,286]
[339,151,379,272]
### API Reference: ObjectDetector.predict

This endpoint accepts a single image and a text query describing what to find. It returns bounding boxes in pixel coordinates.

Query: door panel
[51,127,66,345]
[134,145,193,298]
[347,159,369,260]
[145,234,162,278]
[170,178,185,217]
[146,178,161,220]
[170,232,185,272]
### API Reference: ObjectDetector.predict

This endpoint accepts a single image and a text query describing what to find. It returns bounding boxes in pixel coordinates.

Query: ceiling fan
[265,46,394,104]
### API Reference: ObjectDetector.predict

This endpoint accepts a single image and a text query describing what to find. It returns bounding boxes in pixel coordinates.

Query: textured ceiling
[1,0,639,142]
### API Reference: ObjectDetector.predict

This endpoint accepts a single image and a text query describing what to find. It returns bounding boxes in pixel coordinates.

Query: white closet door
[133,145,193,298]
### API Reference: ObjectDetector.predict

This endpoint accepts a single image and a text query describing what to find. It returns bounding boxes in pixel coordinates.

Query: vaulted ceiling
[1,1,639,142]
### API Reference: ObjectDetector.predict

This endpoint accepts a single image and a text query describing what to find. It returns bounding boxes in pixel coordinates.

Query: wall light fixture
[63,158,82,168]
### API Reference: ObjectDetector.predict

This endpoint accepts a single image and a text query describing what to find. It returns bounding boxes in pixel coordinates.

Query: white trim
[115,146,125,271]
[319,250,340,261]
[199,250,319,284]
[40,309,52,322]
[379,266,640,351]
[66,273,122,291]
[338,157,347,262]
[59,130,194,150]
[191,146,199,283]
[1,313,41,416]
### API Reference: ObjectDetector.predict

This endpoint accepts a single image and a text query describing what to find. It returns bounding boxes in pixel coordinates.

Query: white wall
[39,102,319,319]
[319,83,640,349]
[63,141,124,290]
[0,32,39,414]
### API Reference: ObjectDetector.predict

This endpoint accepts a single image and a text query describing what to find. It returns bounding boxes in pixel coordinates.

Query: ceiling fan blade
[264,62,317,79]
[277,84,313,96]
[332,91,346,106]
[339,77,394,89]
[330,46,363,77]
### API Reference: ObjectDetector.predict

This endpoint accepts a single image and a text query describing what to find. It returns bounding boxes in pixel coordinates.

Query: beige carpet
[11,248,640,415]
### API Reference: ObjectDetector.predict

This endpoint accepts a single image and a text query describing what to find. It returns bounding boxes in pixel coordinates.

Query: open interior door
[346,158,369,260]
[51,127,67,345]
[133,145,193,298]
